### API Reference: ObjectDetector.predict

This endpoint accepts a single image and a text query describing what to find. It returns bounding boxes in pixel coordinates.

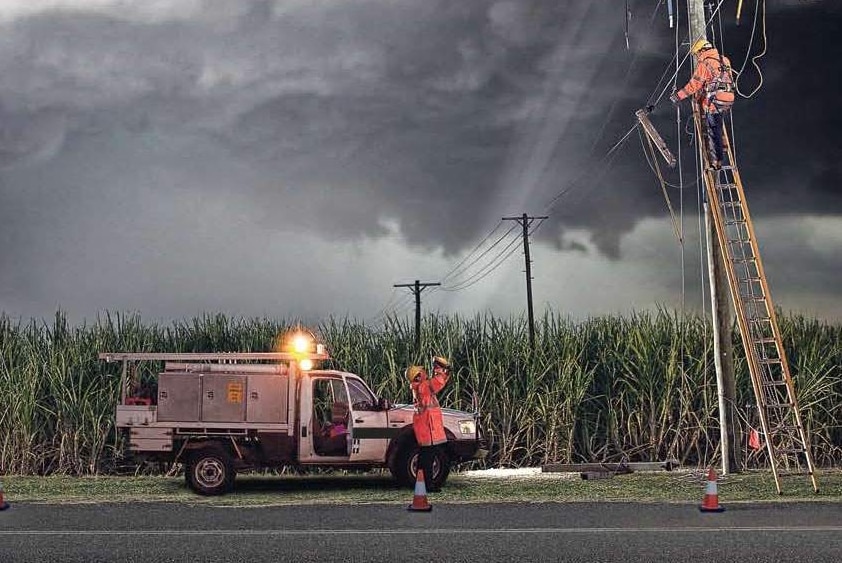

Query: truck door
[346,376,391,462]
[299,376,351,462]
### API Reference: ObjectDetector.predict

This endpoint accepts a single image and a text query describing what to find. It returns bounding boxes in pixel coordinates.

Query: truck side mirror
[377,397,391,411]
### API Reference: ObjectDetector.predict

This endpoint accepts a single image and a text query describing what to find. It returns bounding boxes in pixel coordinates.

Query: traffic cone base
[407,469,432,512]
[699,468,725,513]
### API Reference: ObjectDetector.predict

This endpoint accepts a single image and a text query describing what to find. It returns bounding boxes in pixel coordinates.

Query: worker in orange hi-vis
[406,356,451,492]
[671,39,735,170]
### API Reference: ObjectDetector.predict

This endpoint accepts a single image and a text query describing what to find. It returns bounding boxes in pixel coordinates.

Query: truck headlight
[458,419,476,436]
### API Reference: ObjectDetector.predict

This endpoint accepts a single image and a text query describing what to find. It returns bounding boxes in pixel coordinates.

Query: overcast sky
[1,0,840,325]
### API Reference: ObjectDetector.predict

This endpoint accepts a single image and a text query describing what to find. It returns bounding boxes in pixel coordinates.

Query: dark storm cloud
[0,0,840,320]
[3,1,838,249]
[532,0,842,257]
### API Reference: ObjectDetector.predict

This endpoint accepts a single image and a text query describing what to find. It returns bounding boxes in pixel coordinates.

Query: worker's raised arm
[429,369,448,394]
[429,356,450,393]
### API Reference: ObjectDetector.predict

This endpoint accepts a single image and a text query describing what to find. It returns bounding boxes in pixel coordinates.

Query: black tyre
[390,441,450,490]
[185,444,235,496]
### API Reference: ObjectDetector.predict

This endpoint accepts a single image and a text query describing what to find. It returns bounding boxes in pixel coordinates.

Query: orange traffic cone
[0,480,9,511]
[699,467,725,513]
[407,469,432,512]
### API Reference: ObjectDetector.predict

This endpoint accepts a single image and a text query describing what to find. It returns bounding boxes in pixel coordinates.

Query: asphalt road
[1,501,840,562]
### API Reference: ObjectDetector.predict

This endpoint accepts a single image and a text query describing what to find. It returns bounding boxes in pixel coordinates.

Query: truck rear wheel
[391,442,450,490]
[185,444,235,496]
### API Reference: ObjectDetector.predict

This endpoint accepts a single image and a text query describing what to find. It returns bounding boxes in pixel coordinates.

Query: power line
[440,223,519,286]
[373,290,416,324]
[439,232,523,292]
[369,288,400,325]
[734,0,767,99]
[647,0,728,108]
[541,122,635,215]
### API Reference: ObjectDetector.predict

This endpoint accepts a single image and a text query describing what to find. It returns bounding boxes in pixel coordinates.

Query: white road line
[1,527,841,536]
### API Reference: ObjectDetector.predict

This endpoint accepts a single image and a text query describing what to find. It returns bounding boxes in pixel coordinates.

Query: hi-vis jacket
[676,48,734,114]
[410,369,448,446]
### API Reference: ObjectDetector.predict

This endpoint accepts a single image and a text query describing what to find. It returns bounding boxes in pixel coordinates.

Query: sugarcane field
[2,1,841,562]
[0,311,840,478]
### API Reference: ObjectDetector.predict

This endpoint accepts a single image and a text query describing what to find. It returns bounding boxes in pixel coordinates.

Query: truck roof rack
[99,352,329,363]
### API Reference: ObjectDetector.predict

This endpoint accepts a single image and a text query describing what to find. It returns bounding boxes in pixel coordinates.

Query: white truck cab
[101,338,486,495]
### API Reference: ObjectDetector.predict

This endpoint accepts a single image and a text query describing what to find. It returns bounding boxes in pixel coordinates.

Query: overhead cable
[734,0,766,98]
[441,218,547,292]
[440,222,517,286]
[440,232,523,292]
[647,0,728,108]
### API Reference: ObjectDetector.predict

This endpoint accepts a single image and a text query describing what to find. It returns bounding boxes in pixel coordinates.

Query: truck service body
[102,347,486,495]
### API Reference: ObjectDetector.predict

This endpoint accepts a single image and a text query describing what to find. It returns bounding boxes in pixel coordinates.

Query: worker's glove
[645,105,655,114]
[669,93,680,105]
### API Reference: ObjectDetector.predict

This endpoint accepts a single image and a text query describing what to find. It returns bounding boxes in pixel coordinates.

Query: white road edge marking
[1,527,841,536]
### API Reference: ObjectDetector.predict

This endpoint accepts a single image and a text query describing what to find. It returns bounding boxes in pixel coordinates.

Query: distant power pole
[394,280,440,353]
[503,213,548,350]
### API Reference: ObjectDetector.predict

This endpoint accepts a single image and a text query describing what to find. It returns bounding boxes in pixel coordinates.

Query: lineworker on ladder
[406,356,450,492]
[670,39,735,170]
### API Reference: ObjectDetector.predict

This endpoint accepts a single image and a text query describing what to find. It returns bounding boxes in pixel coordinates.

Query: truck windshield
[346,378,376,411]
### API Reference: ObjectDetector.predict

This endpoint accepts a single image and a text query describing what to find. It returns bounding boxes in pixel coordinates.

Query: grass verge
[3,469,841,506]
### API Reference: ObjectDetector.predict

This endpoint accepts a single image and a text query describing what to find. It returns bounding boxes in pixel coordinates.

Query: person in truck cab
[406,356,450,492]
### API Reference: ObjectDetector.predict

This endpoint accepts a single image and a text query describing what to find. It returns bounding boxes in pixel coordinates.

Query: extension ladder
[694,110,819,494]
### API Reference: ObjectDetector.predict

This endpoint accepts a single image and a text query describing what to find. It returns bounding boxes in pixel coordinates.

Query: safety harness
[701,52,735,114]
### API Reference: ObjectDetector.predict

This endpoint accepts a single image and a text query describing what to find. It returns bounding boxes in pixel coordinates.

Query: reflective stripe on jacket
[411,371,447,446]
[676,49,734,113]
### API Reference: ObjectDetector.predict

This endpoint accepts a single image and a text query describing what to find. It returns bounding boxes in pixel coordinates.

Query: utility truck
[100,333,486,495]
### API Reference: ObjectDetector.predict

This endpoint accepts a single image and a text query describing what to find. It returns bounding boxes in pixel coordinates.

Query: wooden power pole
[394,280,440,354]
[503,213,547,350]
[688,0,741,474]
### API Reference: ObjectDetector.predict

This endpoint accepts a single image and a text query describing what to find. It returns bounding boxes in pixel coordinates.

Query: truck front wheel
[391,442,451,490]
[185,444,235,496]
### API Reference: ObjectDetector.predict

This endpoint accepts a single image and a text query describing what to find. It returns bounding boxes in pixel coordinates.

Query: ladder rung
[761,379,787,386]
[731,257,756,263]
[720,201,743,208]
[742,295,767,302]
[763,402,793,409]
[777,471,814,477]
[724,220,746,226]
[758,358,782,365]
[716,183,737,189]
[751,337,777,344]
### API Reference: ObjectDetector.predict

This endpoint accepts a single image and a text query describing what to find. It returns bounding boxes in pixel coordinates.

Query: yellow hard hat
[691,39,712,54]
[406,365,424,383]
[432,356,450,369]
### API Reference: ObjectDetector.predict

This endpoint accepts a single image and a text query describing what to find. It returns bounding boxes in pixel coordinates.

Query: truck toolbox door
[346,377,394,462]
